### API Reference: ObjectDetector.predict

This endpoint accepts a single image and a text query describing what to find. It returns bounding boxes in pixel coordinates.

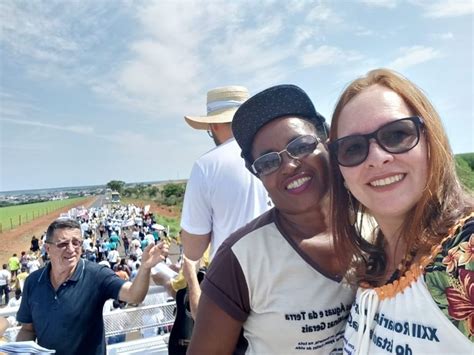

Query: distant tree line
[106,180,186,207]
[106,156,471,209]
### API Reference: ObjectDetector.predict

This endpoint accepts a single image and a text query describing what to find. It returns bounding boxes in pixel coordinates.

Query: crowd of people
[0,203,180,349]
[1,68,472,355]
[1,204,176,297]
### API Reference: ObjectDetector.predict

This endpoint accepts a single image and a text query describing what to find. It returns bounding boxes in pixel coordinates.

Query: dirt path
[0,197,96,264]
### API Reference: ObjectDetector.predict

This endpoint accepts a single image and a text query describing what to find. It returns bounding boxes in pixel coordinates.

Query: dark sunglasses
[251,135,320,176]
[46,238,83,250]
[329,116,424,167]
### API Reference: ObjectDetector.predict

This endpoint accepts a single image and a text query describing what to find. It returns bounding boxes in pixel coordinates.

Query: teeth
[286,176,311,190]
[369,174,404,187]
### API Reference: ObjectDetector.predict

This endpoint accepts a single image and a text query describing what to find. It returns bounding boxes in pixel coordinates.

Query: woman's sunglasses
[251,135,320,176]
[329,116,424,167]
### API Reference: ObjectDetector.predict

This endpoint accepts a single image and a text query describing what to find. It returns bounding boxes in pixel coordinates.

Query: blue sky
[1,0,472,191]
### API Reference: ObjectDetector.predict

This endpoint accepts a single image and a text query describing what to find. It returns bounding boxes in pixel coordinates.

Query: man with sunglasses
[16,218,166,355]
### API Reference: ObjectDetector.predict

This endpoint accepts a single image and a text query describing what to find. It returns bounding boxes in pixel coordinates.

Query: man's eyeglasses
[329,116,424,167]
[46,239,83,250]
[251,135,320,176]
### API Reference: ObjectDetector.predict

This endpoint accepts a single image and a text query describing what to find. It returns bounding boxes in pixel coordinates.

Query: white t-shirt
[145,234,155,246]
[181,138,271,259]
[203,210,355,354]
[83,237,92,250]
[107,250,120,263]
[27,259,40,273]
[0,269,11,285]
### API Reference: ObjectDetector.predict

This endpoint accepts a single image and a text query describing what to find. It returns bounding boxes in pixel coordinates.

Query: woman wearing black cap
[188,85,355,354]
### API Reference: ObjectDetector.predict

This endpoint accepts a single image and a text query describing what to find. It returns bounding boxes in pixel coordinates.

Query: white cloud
[421,0,473,18]
[285,0,309,13]
[355,27,376,36]
[300,45,363,68]
[359,0,398,8]
[99,2,319,118]
[1,2,77,64]
[0,1,133,82]
[306,3,343,23]
[431,32,455,40]
[0,1,353,122]
[293,26,318,46]
[388,46,441,71]
[1,118,94,135]
[440,32,454,40]
[0,90,42,119]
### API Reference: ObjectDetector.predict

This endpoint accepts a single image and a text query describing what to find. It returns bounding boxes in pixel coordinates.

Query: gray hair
[45,218,81,242]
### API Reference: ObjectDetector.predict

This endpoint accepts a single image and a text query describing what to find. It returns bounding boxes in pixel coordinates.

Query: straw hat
[184,86,250,130]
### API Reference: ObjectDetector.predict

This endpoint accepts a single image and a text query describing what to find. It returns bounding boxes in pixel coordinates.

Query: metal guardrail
[1,286,176,344]
[104,301,175,337]
[2,301,176,343]
[107,334,170,355]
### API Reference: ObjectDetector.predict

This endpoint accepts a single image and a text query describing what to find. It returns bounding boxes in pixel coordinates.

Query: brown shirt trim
[201,209,275,322]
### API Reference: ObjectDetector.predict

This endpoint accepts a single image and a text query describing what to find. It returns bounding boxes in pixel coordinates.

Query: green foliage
[148,186,159,198]
[121,181,186,209]
[106,180,126,194]
[122,187,136,198]
[457,153,474,169]
[455,153,474,191]
[165,195,177,206]
[152,182,186,206]
[162,183,185,198]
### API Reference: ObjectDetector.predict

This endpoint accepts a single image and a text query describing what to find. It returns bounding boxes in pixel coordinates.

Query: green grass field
[0,197,88,232]
[155,215,181,237]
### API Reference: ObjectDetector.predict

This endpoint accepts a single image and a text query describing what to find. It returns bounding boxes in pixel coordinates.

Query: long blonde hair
[329,68,473,285]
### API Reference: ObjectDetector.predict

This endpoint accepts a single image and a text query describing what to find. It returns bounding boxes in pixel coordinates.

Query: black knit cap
[232,84,326,172]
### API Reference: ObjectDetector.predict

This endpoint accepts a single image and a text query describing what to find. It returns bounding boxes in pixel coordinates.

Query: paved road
[90,194,106,208]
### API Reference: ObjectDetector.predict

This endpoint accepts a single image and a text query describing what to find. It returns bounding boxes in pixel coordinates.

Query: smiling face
[45,228,83,275]
[251,116,329,215]
[337,84,429,225]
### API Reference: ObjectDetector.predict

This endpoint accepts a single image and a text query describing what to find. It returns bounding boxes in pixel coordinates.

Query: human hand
[141,241,169,269]
[182,255,199,281]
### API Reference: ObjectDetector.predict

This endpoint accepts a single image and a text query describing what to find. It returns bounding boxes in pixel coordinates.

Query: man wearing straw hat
[181,86,271,263]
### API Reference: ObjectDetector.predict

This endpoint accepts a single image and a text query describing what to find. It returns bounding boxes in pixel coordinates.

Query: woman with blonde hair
[328,68,473,353]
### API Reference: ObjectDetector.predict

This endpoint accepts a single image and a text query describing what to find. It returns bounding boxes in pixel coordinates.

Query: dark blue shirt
[17,259,126,355]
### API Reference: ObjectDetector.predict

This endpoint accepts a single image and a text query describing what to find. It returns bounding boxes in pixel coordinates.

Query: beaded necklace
[385,249,417,284]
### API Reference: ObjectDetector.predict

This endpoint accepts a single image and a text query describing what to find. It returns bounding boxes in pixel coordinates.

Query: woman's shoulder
[423,212,474,341]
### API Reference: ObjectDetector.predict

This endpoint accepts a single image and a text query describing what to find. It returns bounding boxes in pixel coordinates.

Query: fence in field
[0,197,87,233]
